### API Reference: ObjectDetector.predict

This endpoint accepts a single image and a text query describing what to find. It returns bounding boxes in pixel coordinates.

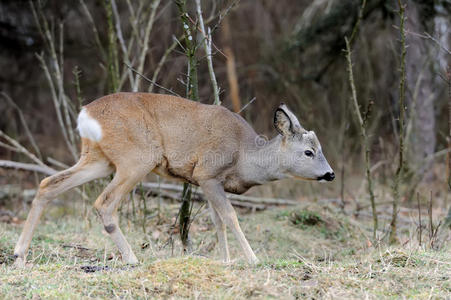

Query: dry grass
[1,201,450,299]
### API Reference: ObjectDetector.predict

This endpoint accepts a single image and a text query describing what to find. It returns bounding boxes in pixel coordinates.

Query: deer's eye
[304,150,314,157]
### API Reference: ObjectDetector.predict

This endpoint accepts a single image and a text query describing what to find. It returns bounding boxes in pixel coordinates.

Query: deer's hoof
[249,257,260,265]
[124,254,139,265]
[12,256,26,268]
[222,258,231,264]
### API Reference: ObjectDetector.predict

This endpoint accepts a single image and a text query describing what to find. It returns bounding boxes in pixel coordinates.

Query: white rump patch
[77,108,102,141]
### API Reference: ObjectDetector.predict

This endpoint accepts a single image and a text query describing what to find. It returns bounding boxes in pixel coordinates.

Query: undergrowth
[0,203,450,299]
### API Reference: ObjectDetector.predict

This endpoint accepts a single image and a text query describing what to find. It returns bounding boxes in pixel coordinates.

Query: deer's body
[13,93,334,267]
[82,93,263,194]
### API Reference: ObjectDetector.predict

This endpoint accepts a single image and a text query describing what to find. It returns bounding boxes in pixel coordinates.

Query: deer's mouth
[292,175,316,181]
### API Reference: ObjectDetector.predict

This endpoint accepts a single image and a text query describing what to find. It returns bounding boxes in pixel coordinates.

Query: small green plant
[281,208,348,241]
[290,209,323,228]
[259,258,304,270]
[377,250,420,268]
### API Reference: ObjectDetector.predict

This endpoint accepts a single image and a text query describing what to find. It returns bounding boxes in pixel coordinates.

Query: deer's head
[274,104,334,182]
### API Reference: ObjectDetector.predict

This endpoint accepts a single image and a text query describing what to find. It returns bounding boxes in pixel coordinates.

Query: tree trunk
[405,1,441,180]
[222,17,241,113]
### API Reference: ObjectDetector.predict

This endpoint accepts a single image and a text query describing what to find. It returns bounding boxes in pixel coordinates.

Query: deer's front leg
[200,179,259,264]
[208,203,230,263]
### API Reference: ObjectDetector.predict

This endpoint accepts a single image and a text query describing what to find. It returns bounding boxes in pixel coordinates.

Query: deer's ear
[274,103,304,136]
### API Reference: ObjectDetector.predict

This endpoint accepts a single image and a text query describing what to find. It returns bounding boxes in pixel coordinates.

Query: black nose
[318,172,335,181]
[325,172,335,181]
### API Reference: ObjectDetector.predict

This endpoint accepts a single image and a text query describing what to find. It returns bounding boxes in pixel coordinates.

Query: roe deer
[13,93,334,267]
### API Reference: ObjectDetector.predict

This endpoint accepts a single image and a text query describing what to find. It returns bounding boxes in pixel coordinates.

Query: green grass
[1,203,450,299]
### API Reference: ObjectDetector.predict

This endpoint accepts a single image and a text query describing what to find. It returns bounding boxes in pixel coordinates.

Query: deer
[13,92,334,267]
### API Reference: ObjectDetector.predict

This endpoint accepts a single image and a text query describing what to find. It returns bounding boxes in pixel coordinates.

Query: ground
[0,201,450,299]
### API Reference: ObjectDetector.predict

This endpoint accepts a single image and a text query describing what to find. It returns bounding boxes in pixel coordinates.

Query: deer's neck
[240,135,287,185]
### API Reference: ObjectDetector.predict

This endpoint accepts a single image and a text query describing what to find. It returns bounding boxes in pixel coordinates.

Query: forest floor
[1,199,450,299]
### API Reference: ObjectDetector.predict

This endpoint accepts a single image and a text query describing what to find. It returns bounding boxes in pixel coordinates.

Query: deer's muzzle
[317,172,335,181]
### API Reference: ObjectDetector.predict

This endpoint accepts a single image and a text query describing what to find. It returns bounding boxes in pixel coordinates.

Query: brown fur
[85,92,258,193]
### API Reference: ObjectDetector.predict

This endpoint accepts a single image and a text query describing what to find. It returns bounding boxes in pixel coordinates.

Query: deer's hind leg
[93,160,156,264]
[13,141,113,267]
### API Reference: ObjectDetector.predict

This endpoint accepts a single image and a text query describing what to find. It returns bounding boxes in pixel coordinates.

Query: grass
[1,202,450,299]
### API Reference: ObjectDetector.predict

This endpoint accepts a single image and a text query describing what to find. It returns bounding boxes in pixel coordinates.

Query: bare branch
[345,36,377,239]
[0,130,50,170]
[111,0,135,88]
[390,0,407,245]
[125,63,181,97]
[195,0,220,105]
[141,182,298,206]
[36,54,78,160]
[79,0,106,60]
[148,37,180,92]
[238,97,256,114]
[402,29,451,55]
[1,92,42,159]
[133,0,161,92]
[0,160,56,176]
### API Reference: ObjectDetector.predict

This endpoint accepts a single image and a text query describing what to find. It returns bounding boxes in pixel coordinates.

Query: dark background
[0,0,450,203]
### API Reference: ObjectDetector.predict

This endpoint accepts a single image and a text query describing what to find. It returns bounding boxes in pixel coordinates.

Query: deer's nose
[318,172,335,181]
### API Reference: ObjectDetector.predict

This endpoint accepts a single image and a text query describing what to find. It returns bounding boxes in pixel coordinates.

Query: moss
[290,209,323,228]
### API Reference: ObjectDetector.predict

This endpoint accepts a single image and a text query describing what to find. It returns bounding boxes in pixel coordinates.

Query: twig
[111,0,135,88]
[57,23,77,150]
[141,182,298,205]
[417,193,422,247]
[125,0,143,48]
[196,0,220,105]
[402,29,451,55]
[348,0,367,45]
[206,0,240,59]
[36,54,77,160]
[446,66,451,190]
[345,36,377,239]
[47,157,69,169]
[0,130,50,170]
[428,191,433,242]
[0,160,91,201]
[175,0,200,251]
[32,2,77,154]
[356,200,393,211]
[132,0,161,92]
[72,66,84,109]
[390,0,407,245]
[345,38,363,126]
[0,160,56,175]
[79,0,106,60]
[0,141,18,152]
[125,63,181,97]
[406,148,451,201]
[148,38,180,92]
[62,244,92,251]
[238,97,256,114]
[149,187,266,209]
[1,92,41,159]
[104,0,120,92]
[31,0,78,161]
